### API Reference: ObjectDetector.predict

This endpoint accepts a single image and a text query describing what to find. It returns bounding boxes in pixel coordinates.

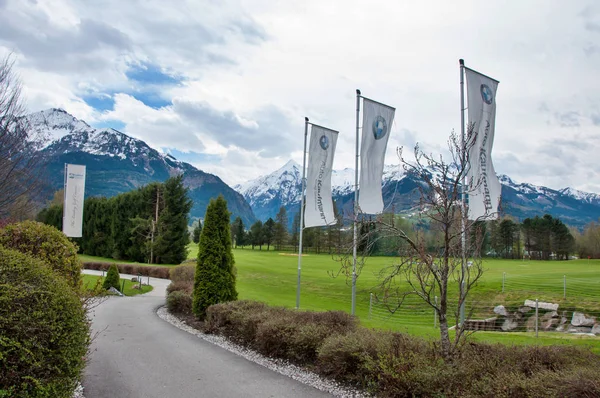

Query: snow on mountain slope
[25,108,94,142]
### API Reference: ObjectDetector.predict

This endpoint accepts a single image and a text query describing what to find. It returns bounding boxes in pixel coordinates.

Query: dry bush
[169,264,195,283]
[166,291,192,314]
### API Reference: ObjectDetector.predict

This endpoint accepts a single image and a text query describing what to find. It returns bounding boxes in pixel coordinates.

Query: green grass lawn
[82,274,154,296]
[227,247,600,353]
[80,242,600,352]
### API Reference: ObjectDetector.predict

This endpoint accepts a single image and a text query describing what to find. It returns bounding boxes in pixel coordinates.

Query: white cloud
[1,0,600,192]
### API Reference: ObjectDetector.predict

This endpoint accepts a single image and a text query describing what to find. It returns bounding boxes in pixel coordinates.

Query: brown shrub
[166,281,193,296]
[82,262,171,279]
[200,300,600,397]
[169,264,195,283]
[166,291,192,314]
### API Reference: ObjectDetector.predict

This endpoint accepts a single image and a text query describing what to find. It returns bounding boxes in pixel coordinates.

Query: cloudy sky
[1,0,600,192]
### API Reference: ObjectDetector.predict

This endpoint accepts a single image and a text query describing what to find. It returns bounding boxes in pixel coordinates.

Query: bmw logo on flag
[319,135,329,150]
[480,84,493,105]
[372,116,387,140]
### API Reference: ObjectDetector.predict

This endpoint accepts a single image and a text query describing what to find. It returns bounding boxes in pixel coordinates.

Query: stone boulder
[518,306,532,314]
[571,312,596,327]
[501,317,519,331]
[592,324,600,335]
[524,300,559,311]
[493,305,508,317]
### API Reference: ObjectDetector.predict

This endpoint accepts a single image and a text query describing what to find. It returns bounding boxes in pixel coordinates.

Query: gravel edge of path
[156,306,369,398]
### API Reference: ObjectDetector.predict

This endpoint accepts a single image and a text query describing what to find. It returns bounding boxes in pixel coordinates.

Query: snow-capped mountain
[28,109,256,226]
[236,161,600,228]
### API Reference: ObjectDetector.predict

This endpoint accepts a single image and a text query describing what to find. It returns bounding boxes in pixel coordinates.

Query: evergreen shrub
[0,220,82,288]
[102,263,120,291]
[0,246,89,398]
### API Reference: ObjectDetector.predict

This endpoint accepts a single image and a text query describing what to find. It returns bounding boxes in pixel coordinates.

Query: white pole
[459,59,467,324]
[351,89,361,316]
[296,118,309,309]
[62,163,67,230]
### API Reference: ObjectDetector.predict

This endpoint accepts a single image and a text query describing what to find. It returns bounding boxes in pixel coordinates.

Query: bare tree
[337,125,492,361]
[0,54,48,220]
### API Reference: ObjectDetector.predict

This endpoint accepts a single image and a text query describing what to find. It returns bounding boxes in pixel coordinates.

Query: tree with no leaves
[343,126,490,360]
[0,54,48,220]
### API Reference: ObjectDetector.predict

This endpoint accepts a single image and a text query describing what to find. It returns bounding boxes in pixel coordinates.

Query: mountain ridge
[27,109,257,226]
[235,160,600,228]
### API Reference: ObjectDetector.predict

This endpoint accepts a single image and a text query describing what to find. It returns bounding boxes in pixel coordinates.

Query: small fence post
[102,270,105,278]
[368,293,373,319]
[147,276,150,286]
[502,272,506,293]
[535,299,539,338]
[563,275,566,299]
[434,296,438,328]
[121,280,125,294]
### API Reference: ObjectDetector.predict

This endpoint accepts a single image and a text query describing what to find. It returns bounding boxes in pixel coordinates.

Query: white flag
[465,68,501,220]
[63,164,86,237]
[359,98,395,214]
[304,125,338,228]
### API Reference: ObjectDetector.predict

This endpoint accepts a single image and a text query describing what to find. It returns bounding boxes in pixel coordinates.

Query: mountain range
[27,109,256,226]
[235,160,600,229]
[26,109,600,229]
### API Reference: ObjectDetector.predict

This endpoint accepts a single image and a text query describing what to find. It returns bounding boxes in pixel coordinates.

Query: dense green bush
[166,291,192,314]
[193,196,237,319]
[102,263,120,291]
[0,245,90,398]
[0,221,82,288]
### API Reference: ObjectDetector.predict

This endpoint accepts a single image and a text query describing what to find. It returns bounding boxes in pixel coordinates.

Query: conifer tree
[231,216,245,248]
[192,220,202,244]
[192,195,237,319]
[154,175,193,264]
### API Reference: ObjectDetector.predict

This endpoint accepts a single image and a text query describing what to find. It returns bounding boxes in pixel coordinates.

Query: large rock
[592,324,600,335]
[518,306,532,314]
[542,318,559,331]
[526,316,539,332]
[494,305,508,317]
[502,318,519,331]
[524,300,559,311]
[571,311,596,327]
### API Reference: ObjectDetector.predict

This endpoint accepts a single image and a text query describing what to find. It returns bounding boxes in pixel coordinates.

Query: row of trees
[38,175,192,264]
[487,214,575,260]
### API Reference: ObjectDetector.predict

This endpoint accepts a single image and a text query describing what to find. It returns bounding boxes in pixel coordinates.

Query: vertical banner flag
[63,164,86,237]
[359,98,395,214]
[465,68,501,220]
[304,125,339,228]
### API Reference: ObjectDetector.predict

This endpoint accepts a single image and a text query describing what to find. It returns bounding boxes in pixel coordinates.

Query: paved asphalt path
[81,271,332,398]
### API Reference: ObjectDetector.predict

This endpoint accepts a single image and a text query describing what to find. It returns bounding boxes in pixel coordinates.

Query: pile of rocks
[491,301,599,335]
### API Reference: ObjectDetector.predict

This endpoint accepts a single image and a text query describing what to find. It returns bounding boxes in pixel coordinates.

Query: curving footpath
[81,270,332,398]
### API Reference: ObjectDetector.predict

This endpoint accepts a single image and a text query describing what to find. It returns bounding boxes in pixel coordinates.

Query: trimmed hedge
[202,300,600,397]
[0,245,90,398]
[0,221,82,289]
[83,262,171,279]
[205,300,357,365]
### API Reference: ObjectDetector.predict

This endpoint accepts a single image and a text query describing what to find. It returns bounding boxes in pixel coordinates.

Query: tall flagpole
[459,59,466,324]
[296,117,309,309]
[351,89,361,316]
